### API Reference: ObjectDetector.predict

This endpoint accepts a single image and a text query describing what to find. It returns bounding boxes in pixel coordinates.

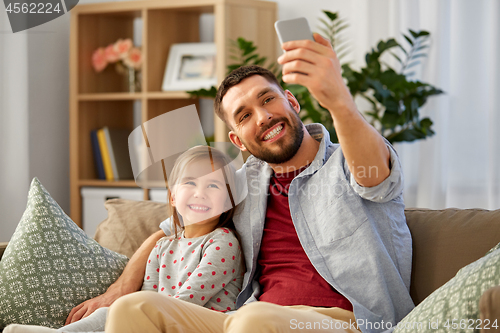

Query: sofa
[1,199,500,331]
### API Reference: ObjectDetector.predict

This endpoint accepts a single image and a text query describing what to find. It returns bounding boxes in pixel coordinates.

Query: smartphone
[274,17,314,44]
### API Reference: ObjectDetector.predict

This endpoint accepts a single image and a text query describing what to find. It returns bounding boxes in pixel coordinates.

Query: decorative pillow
[94,198,169,258]
[0,178,129,329]
[394,242,500,332]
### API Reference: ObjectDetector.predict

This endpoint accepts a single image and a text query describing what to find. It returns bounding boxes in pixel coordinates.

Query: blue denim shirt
[161,124,414,332]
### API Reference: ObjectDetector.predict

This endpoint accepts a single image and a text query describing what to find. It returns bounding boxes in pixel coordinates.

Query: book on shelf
[90,130,105,180]
[96,128,114,180]
[93,127,134,181]
[104,127,135,180]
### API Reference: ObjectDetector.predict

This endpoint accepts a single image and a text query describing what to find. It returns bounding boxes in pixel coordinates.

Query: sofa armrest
[480,285,500,332]
[0,242,7,260]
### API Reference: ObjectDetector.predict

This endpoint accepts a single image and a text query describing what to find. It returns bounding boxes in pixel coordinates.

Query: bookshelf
[70,0,278,227]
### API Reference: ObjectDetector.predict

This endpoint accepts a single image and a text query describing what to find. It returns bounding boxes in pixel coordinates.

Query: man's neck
[268,125,320,174]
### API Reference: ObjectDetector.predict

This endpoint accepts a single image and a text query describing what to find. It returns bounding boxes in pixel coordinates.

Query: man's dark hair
[214,65,284,125]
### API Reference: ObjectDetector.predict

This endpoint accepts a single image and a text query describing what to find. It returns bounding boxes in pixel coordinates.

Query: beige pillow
[94,199,170,258]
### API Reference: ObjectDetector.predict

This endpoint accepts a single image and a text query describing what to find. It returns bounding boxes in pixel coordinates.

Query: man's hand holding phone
[275,18,355,114]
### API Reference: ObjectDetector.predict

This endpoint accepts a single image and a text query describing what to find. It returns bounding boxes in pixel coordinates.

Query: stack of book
[90,127,134,181]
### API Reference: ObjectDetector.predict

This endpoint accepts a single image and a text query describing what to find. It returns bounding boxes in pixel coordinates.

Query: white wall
[0,0,382,242]
[2,0,475,241]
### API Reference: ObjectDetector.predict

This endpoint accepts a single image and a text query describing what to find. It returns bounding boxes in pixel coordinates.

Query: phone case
[274,17,314,44]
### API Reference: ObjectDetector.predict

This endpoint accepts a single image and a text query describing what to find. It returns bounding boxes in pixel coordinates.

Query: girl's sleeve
[141,241,161,291]
[173,232,241,306]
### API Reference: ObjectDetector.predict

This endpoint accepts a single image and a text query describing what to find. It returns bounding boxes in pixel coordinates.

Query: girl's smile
[171,160,230,228]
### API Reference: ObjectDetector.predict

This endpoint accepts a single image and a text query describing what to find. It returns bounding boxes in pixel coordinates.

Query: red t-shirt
[258,167,353,311]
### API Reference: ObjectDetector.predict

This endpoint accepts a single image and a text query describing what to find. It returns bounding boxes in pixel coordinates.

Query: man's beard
[243,109,304,164]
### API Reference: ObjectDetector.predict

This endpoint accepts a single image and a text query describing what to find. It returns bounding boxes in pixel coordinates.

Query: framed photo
[162,43,217,91]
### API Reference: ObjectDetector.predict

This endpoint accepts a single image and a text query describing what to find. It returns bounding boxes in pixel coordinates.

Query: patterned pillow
[0,178,129,329]
[394,242,500,332]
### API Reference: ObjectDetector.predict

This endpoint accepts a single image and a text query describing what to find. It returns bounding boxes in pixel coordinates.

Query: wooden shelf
[78,92,198,101]
[79,180,138,187]
[69,0,277,227]
[78,93,143,101]
[146,91,192,99]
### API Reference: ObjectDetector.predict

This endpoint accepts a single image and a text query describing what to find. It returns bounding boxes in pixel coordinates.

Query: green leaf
[323,10,338,21]
[403,34,414,46]
[336,24,349,34]
[255,57,267,66]
[319,27,333,38]
[187,86,217,98]
[411,53,428,59]
[420,117,433,129]
[390,52,403,64]
[243,54,259,64]
[318,18,331,28]
[376,39,399,53]
[409,29,419,38]
[386,128,427,143]
[415,45,429,51]
[381,111,400,128]
[334,19,347,27]
[397,44,408,56]
[405,61,421,70]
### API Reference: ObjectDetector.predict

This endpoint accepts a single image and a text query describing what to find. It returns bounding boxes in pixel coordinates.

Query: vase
[126,67,141,93]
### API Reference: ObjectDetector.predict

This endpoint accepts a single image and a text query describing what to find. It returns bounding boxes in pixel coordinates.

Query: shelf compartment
[78,11,143,94]
[146,8,205,93]
[146,98,199,122]
[78,100,135,180]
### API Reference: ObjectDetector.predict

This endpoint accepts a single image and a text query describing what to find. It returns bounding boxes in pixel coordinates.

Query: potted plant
[189,11,444,144]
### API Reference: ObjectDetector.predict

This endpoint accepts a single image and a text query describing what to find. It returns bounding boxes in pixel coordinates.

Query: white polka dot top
[142,227,244,312]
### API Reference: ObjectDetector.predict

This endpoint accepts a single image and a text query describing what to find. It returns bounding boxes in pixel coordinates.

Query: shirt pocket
[310,182,368,244]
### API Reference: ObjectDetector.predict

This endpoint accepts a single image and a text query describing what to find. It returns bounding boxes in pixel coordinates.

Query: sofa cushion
[405,208,500,305]
[0,178,129,329]
[94,198,169,258]
[394,241,500,332]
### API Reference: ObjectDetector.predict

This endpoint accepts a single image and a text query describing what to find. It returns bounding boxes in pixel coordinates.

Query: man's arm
[65,229,166,324]
[278,33,390,187]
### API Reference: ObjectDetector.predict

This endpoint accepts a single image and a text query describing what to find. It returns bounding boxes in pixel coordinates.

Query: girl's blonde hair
[167,146,237,237]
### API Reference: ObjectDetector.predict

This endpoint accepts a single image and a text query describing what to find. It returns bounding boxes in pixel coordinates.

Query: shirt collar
[299,123,330,176]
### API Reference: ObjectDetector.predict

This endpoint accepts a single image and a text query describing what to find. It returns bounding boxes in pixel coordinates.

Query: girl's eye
[185,181,196,186]
[208,184,220,189]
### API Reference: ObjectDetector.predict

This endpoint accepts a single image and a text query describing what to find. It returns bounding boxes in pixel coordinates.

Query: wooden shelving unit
[69,0,277,227]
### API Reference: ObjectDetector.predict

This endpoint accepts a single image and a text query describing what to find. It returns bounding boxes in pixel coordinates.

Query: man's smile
[261,122,285,142]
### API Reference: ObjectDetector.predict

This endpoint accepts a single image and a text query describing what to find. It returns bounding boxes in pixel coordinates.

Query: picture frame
[162,43,217,91]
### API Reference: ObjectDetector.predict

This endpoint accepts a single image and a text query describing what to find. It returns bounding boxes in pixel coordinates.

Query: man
[68,33,414,333]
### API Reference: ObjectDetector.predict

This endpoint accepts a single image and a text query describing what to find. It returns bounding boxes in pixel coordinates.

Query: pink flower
[91,47,107,72]
[123,47,142,69]
[113,39,133,59]
[104,44,120,63]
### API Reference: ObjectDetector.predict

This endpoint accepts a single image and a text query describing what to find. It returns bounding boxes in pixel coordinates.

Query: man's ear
[284,89,301,114]
[229,131,247,151]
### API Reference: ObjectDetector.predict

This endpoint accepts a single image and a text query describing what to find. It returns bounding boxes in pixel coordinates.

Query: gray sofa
[1,200,500,331]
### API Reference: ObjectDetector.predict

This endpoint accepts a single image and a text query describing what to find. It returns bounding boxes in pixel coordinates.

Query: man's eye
[263,96,274,104]
[239,113,250,123]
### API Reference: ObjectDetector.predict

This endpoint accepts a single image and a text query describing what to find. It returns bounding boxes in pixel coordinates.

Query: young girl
[5,146,244,333]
